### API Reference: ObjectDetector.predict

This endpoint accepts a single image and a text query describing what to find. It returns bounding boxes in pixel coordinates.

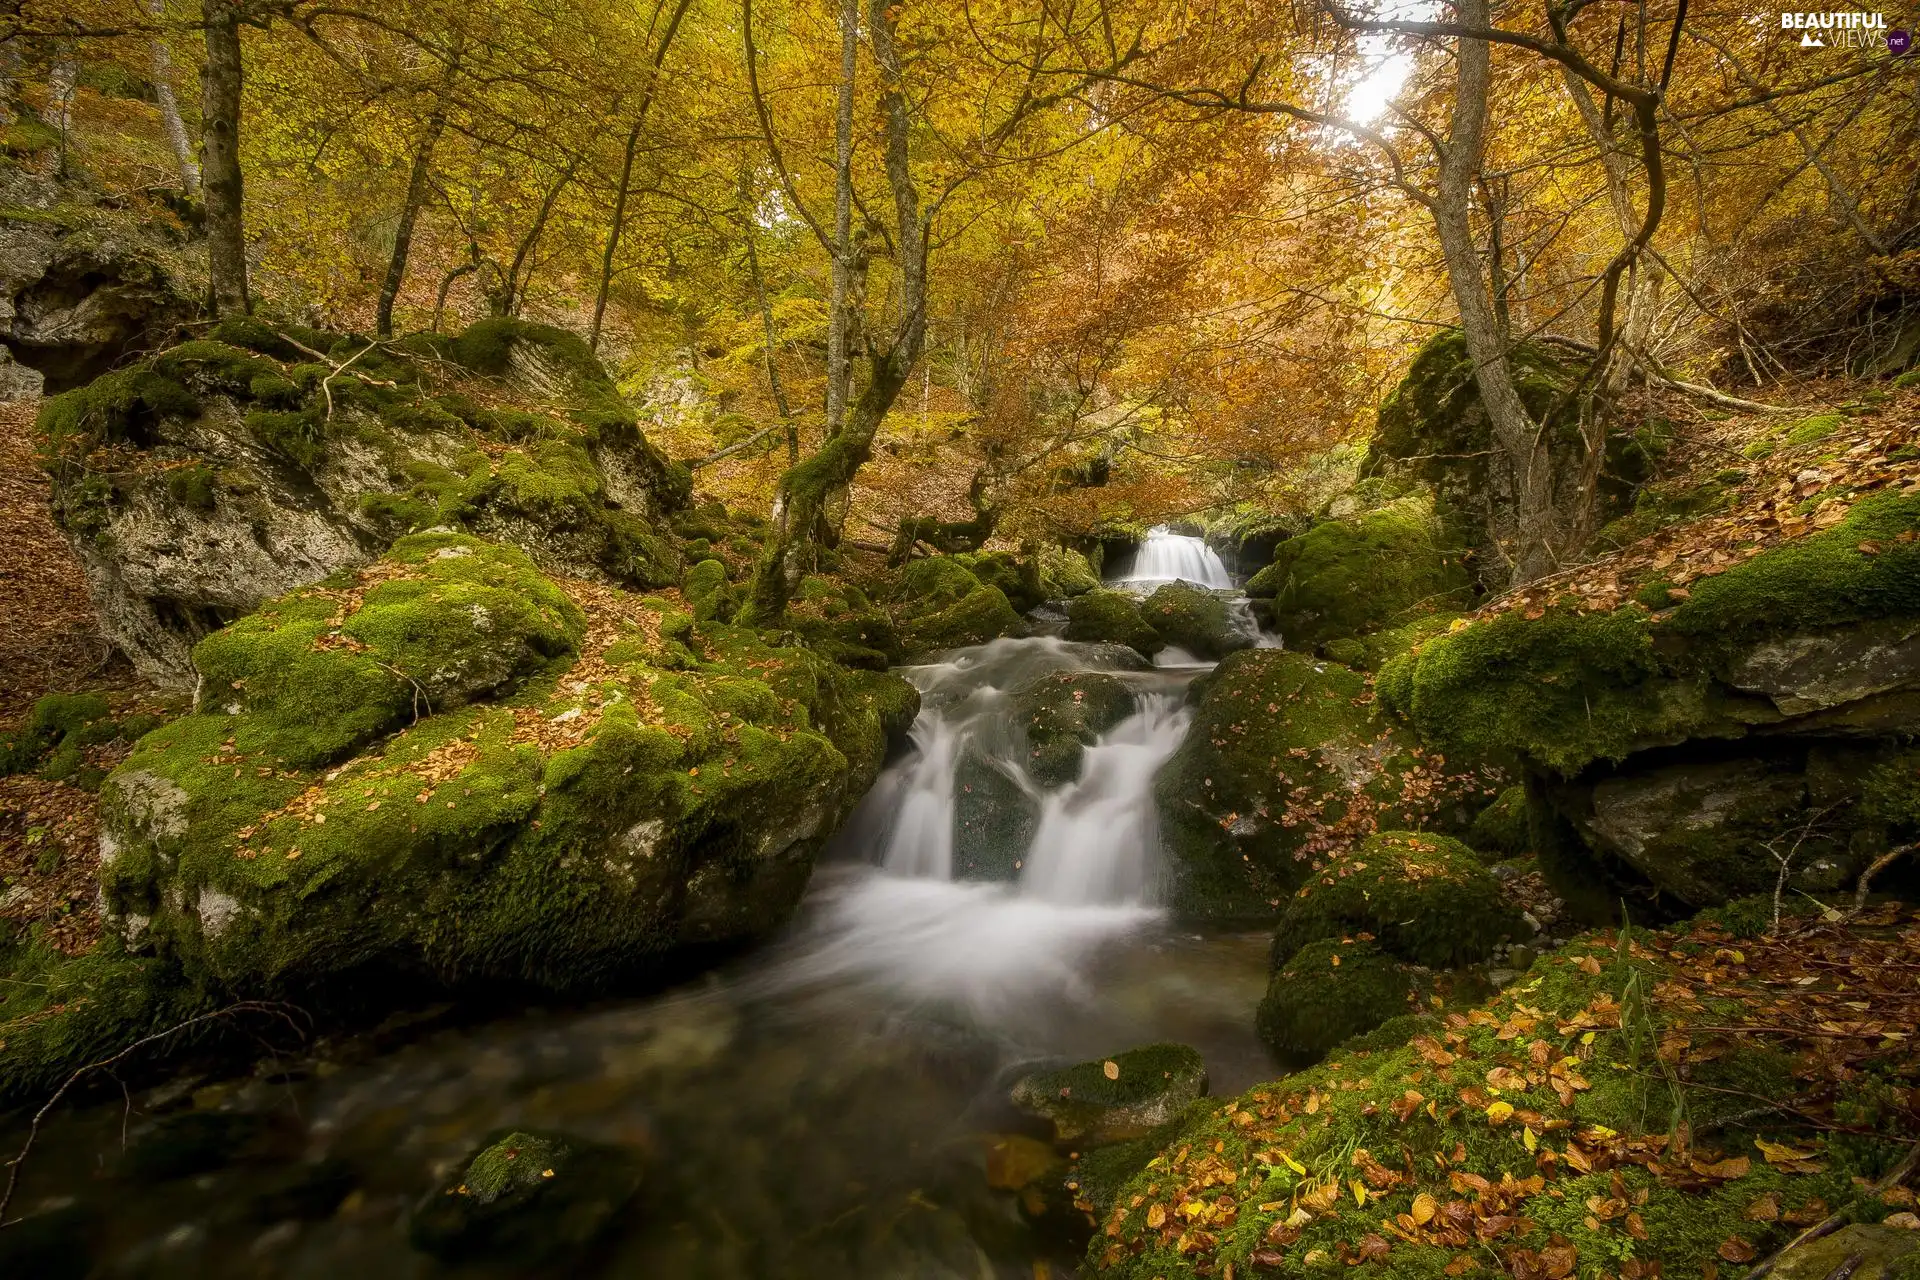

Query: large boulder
[94,534,918,993]
[1361,327,1660,588]
[1154,650,1485,922]
[1140,582,1254,660]
[1378,491,1920,911]
[953,749,1039,880]
[1268,830,1523,969]
[1257,938,1418,1063]
[37,318,687,684]
[1063,589,1162,658]
[1247,494,1471,651]
[886,556,1028,658]
[0,171,201,392]
[1014,671,1136,787]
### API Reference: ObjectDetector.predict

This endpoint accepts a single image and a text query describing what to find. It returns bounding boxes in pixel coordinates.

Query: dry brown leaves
[0,774,102,954]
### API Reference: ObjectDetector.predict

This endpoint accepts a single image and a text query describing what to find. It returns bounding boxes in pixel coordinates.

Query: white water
[1114,524,1233,589]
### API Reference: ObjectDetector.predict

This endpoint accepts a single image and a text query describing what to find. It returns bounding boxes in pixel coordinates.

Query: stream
[3,530,1282,1279]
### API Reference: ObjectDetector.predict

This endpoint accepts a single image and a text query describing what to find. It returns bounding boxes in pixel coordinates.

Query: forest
[0,0,1918,1276]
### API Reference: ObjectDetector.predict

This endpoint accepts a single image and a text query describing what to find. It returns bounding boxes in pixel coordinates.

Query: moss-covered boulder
[0,937,195,1100]
[1038,545,1102,598]
[1468,784,1530,858]
[1269,831,1523,969]
[1361,327,1658,588]
[0,692,170,790]
[408,1129,643,1267]
[1015,672,1137,787]
[884,556,1028,658]
[1247,495,1470,651]
[1256,938,1417,1063]
[1010,1043,1207,1144]
[1064,589,1162,658]
[37,320,687,685]
[1140,582,1253,660]
[91,535,918,996]
[787,574,900,669]
[1155,651,1482,922]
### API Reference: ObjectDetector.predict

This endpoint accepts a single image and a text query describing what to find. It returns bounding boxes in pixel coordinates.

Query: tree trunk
[200,0,250,317]
[824,0,857,438]
[1430,0,1559,585]
[146,0,200,193]
[49,51,77,178]
[588,0,695,351]
[741,0,928,624]
[742,213,798,463]
[375,103,447,337]
[504,158,577,315]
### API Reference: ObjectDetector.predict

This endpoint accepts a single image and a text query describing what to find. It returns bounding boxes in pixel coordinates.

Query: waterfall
[857,638,1192,908]
[1114,525,1232,589]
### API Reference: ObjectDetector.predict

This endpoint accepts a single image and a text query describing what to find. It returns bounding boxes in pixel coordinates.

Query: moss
[1064,589,1163,658]
[0,935,197,1101]
[2,118,61,156]
[900,586,1026,657]
[1039,545,1102,598]
[789,575,901,669]
[450,317,608,391]
[682,558,735,623]
[408,1128,643,1267]
[1141,582,1250,659]
[895,556,984,612]
[1257,938,1417,1064]
[1016,672,1136,787]
[1468,785,1529,858]
[956,550,1047,613]
[0,692,168,790]
[164,462,218,512]
[1785,412,1845,447]
[190,532,583,770]
[1248,496,1471,650]
[37,364,200,454]
[1156,651,1453,922]
[242,407,328,469]
[1270,831,1523,969]
[1012,1043,1208,1143]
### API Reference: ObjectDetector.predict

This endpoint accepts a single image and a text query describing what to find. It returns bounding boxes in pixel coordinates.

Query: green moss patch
[1016,672,1137,787]
[1064,589,1163,658]
[1257,937,1418,1063]
[1141,582,1251,659]
[1270,831,1523,969]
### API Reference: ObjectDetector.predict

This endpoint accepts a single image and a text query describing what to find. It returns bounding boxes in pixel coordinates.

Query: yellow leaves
[1146,1203,1167,1229]
[1485,1100,1515,1125]
[1522,1126,1537,1154]
[1351,1178,1368,1206]
[1576,954,1603,975]
[1103,1060,1120,1081]
[1690,1155,1752,1180]
[1410,1192,1438,1226]
[1755,1138,1825,1172]
[1302,1181,1343,1212]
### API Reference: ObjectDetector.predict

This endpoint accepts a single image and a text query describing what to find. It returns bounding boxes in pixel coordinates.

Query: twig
[1745,1142,1920,1280]
[1849,842,1919,916]
[319,341,379,421]
[688,423,785,469]
[0,1001,305,1227]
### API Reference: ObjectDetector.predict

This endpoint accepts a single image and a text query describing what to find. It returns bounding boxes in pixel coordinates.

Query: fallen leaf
[1411,1193,1438,1226]
[1717,1237,1757,1263]
[1103,1060,1120,1081]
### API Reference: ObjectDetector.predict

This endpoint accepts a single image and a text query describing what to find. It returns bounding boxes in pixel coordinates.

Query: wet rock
[1269,830,1523,969]
[1062,589,1162,659]
[1156,651,1481,922]
[408,1129,643,1267]
[1258,938,1418,1064]
[1010,1043,1207,1144]
[954,749,1038,880]
[1014,671,1136,787]
[115,1110,270,1182]
[1139,582,1253,660]
[0,1200,96,1280]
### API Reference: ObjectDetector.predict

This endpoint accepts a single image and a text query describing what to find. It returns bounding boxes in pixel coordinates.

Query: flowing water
[1109,525,1233,591]
[3,535,1280,1280]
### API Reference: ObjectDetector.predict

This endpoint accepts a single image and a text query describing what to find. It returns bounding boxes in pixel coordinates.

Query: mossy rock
[893,556,983,613]
[1468,785,1530,858]
[192,531,584,771]
[0,692,170,791]
[1379,491,1920,777]
[789,574,901,669]
[953,750,1039,881]
[0,937,195,1101]
[1140,582,1252,660]
[1038,545,1102,598]
[93,551,918,997]
[1015,672,1137,787]
[408,1129,643,1267]
[1247,495,1471,650]
[955,550,1046,613]
[682,558,735,623]
[1063,589,1162,658]
[1155,651,1471,923]
[1010,1043,1208,1144]
[900,586,1027,657]
[1269,830,1524,969]
[1256,938,1417,1064]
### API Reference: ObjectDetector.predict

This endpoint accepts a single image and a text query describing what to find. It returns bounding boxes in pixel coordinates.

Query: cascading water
[1114,524,1233,589]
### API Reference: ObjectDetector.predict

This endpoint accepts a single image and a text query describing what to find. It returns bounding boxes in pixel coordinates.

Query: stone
[1772,1224,1920,1280]
[1011,1043,1207,1144]
[1014,671,1136,787]
[408,1129,643,1267]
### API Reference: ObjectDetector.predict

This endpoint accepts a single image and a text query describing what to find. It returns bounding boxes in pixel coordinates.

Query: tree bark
[146,0,199,193]
[742,214,798,462]
[824,0,857,438]
[200,0,250,316]
[1429,0,1560,585]
[588,0,695,352]
[503,157,577,315]
[375,101,447,337]
[742,0,929,623]
[49,50,77,178]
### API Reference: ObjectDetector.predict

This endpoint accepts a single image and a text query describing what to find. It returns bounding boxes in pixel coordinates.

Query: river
[3,529,1281,1279]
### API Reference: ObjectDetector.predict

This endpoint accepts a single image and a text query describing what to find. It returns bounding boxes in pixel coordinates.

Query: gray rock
[1771,1223,1919,1280]
[1011,1042,1208,1145]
